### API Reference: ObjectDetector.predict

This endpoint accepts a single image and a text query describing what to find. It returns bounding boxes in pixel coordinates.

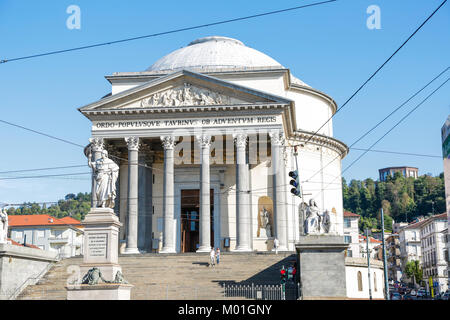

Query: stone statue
[260,207,272,238]
[88,149,119,208]
[81,267,128,285]
[0,207,8,244]
[301,199,332,235]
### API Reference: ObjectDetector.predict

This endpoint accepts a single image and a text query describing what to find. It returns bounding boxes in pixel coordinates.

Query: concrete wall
[0,243,58,300]
[345,257,385,299]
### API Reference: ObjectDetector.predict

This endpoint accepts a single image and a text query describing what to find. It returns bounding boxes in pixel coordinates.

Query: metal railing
[223,283,299,300]
[8,253,62,300]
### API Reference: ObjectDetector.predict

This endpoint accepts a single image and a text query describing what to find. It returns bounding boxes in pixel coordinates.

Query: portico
[78,36,348,255]
[80,70,296,254]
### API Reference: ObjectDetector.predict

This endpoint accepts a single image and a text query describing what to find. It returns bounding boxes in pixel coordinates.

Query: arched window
[374,272,377,291]
[357,271,363,291]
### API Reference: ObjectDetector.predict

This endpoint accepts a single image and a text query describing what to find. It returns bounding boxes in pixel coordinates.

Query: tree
[405,260,423,285]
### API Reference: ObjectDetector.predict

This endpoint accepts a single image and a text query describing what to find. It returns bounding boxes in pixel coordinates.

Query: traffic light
[288,170,301,197]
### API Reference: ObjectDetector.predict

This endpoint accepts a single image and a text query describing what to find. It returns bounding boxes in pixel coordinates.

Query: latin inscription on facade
[88,233,108,258]
[93,115,281,131]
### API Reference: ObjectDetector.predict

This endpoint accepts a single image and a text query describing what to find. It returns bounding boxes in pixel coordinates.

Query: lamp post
[366,229,373,300]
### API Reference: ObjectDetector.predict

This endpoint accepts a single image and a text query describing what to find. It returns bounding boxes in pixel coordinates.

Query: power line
[302,65,449,183]
[299,0,448,146]
[0,164,87,174]
[0,172,91,180]
[0,0,337,64]
[314,76,450,199]
[341,77,450,177]
[349,148,441,159]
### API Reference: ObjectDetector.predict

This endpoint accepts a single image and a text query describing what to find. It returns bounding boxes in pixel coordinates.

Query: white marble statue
[301,199,332,235]
[0,207,8,244]
[88,149,119,208]
[260,207,272,238]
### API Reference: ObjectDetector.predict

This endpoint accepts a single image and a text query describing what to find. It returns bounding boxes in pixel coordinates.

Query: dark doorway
[180,189,214,253]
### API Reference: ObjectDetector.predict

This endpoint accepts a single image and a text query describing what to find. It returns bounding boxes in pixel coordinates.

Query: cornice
[290,130,349,159]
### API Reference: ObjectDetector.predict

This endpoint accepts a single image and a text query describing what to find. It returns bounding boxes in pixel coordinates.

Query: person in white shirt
[273,238,279,254]
[209,248,216,267]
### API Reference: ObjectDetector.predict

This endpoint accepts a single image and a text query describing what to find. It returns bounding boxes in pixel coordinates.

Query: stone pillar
[89,137,104,208]
[124,136,140,254]
[233,133,252,252]
[119,158,128,242]
[196,135,212,253]
[269,131,288,251]
[160,136,176,253]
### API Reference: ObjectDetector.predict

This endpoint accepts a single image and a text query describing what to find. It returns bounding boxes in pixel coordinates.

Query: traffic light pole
[381,208,390,300]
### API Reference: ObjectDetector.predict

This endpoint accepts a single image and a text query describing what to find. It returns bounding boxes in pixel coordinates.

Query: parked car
[391,292,402,300]
[403,294,417,300]
[417,289,426,299]
[442,291,450,300]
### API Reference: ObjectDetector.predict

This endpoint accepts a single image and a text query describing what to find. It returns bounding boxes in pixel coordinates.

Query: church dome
[147,36,284,72]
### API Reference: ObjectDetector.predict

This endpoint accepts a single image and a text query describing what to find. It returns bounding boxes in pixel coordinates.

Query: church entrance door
[180,189,214,253]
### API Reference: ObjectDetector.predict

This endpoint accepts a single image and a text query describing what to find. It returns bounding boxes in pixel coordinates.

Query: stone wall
[345,257,385,299]
[0,243,58,300]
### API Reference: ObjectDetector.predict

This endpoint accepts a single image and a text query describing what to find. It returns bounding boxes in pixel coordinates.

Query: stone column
[233,133,252,252]
[119,159,128,242]
[89,137,104,208]
[269,131,288,251]
[160,136,176,253]
[124,136,140,254]
[196,135,212,253]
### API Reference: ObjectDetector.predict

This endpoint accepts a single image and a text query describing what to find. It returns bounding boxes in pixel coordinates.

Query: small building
[8,215,84,258]
[392,221,408,234]
[378,166,418,182]
[345,257,385,299]
[419,213,448,294]
[441,115,450,289]
[398,220,423,284]
[385,234,402,282]
[359,235,382,260]
[343,211,360,258]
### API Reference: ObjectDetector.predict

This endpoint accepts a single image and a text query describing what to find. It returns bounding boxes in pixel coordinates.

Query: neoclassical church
[79,36,348,254]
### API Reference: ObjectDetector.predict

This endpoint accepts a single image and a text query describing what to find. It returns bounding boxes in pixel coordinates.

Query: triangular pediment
[79,70,292,112]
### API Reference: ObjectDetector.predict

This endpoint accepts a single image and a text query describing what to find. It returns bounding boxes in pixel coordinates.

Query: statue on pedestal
[0,207,9,244]
[260,207,272,238]
[88,149,119,208]
[300,199,332,235]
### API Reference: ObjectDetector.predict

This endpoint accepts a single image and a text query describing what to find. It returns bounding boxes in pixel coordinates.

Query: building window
[37,230,45,238]
[357,271,363,291]
[15,231,23,239]
[344,218,351,228]
[344,236,351,243]
[347,250,353,257]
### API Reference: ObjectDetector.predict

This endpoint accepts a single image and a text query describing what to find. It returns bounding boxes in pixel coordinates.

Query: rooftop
[8,214,82,228]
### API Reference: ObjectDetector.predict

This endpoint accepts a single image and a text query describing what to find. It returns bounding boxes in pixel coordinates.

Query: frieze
[140,83,238,107]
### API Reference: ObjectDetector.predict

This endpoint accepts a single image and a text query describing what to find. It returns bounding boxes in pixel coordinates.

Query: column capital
[89,137,104,152]
[233,133,248,148]
[125,136,140,151]
[161,136,176,150]
[269,131,284,146]
[195,134,212,148]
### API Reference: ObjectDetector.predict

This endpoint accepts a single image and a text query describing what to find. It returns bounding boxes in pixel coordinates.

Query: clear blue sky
[0,0,449,204]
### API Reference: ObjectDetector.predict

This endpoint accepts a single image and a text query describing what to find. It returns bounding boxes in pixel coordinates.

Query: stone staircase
[17,252,297,300]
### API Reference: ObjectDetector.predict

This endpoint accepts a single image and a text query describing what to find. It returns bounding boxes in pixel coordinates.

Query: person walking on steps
[209,248,216,267]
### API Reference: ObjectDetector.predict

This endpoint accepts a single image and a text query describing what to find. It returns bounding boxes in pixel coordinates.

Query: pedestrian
[273,238,279,254]
[216,247,220,265]
[209,247,215,267]
[292,265,297,282]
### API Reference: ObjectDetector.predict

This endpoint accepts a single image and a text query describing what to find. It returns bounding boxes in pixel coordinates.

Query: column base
[196,246,212,253]
[233,246,253,252]
[123,247,140,254]
[159,247,177,254]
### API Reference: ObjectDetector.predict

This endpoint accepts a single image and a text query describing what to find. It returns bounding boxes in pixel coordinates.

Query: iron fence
[223,283,299,300]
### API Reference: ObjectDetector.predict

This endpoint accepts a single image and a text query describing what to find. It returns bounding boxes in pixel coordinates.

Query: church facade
[79,36,348,254]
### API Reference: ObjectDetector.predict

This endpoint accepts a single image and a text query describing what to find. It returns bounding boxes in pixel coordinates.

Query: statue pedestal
[295,235,348,300]
[66,284,133,300]
[66,207,132,300]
